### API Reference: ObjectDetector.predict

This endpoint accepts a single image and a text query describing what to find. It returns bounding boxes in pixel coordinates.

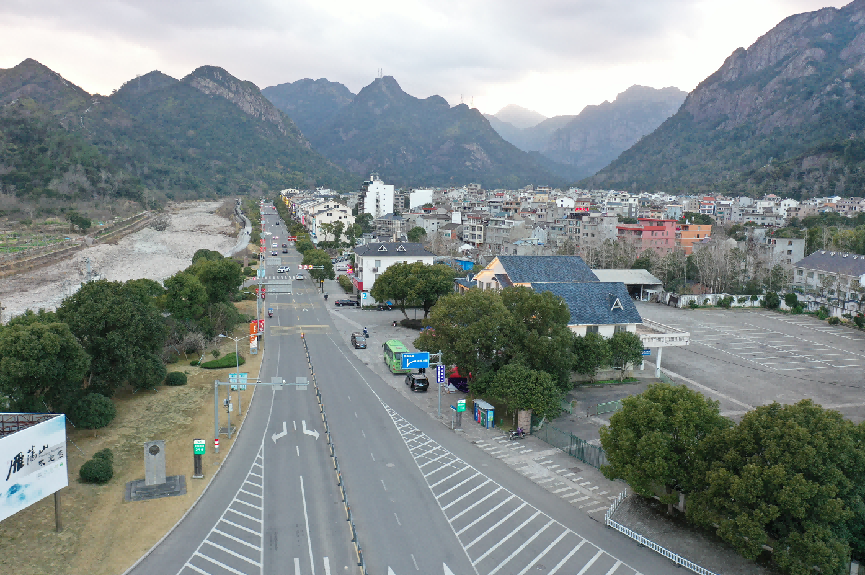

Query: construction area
[0,201,248,323]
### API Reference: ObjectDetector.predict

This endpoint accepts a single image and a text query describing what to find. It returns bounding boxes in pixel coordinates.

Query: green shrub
[79,457,113,484]
[688,300,698,309]
[737,296,749,304]
[243,266,254,277]
[400,319,424,330]
[717,296,733,309]
[792,305,805,315]
[703,298,710,305]
[200,352,246,369]
[165,372,188,386]
[93,448,114,465]
[817,307,829,320]
[784,293,799,308]
[337,275,354,293]
[190,360,199,366]
[854,315,865,329]
[211,349,221,359]
[72,393,117,429]
[828,316,841,325]
[762,291,780,310]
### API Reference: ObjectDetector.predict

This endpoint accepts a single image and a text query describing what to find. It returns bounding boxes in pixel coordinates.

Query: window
[807,272,814,279]
[375,260,381,267]
[586,325,599,334]
[614,325,627,334]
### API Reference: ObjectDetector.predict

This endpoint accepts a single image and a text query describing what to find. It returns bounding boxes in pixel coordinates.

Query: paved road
[128,206,678,575]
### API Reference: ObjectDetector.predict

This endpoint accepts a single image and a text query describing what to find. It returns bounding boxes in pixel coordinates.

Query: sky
[0,0,850,119]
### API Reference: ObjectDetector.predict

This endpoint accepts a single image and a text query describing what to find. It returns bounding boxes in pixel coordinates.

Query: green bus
[383,339,411,374]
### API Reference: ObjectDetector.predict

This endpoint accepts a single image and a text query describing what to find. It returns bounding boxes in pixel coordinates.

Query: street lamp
[218,334,243,416]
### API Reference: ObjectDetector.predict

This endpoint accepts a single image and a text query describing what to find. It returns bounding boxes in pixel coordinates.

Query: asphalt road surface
[128,205,676,575]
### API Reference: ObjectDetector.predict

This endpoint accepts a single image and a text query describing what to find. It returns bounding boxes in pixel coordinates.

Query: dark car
[271,251,278,256]
[282,243,287,248]
[405,373,429,392]
[350,333,367,349]
[275,221,279,225]
[282,248,288,253]
[334,299,359,307]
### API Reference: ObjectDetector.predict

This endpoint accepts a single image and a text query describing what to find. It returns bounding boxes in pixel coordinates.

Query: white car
[271,242,278,248]
[276,266,286,273]
[295,273,305,280]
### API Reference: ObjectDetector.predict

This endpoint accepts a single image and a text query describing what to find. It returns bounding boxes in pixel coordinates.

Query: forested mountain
[485,114,576,153]
[262,78,355,135]
[306,76,558,189]
[0,59,355,211]
[545,85,685,180]
[585,0,865,199]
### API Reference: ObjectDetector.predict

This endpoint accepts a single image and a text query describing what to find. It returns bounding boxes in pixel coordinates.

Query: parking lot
[636,302,865,423]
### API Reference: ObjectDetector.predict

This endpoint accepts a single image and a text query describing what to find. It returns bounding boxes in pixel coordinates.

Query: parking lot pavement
[636,302,865,423]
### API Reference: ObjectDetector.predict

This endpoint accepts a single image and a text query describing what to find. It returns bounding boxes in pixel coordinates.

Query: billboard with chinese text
[0,415,67,522]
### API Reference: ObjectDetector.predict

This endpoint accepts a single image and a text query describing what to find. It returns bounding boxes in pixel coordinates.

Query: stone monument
[124,439,186,502]
[144,440,166,486]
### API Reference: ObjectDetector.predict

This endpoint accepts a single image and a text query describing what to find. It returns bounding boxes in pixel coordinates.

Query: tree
[687,401,864,573]
[679,212,714,225]
[488,363,561,420]
[607,331,644,381]
[164,272,208,322]
[572,332,610,381]
[345,222,362,246]
[57,280,168,397]
[414,289,519,381]
[192,258,244,303]
[332,220,345,245]
[784,292,799,309]
[71,393,116,429]
[6,308,58,327]
[295,238,314,254]
[191,249,224,264]
[302,248,335,281]
[762,291,781,310]
[600,383,730,514]
[407,226,427,243]
[0,322,91,412]
[319,222,335,242]
[66,211,92,232]
[355,213,374,234]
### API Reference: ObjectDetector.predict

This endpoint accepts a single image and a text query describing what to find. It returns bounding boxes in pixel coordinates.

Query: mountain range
[483,86,686,181]
[584,0,865,199]
[265,76,559,189]
[0,59,354,209]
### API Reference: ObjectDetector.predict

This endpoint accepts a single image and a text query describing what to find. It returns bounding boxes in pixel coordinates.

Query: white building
[351,242,436,294]
[359,173,395,219]
[409,189,434,210]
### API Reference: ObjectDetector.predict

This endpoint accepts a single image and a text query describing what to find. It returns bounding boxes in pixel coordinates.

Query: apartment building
[358,173,395,218]
[616,218,678,255]
[793,250,865,300]
[677,223,712,255]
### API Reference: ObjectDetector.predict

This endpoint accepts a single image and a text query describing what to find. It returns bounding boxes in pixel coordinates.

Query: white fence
[605,490,719,575]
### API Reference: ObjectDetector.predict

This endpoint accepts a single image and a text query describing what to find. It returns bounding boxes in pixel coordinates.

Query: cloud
[0,0,849,117]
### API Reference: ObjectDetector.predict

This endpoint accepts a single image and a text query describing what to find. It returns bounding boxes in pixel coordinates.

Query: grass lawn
[0,300,263,575]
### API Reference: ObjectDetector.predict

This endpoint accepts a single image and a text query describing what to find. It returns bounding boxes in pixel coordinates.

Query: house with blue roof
[471,255,643,336]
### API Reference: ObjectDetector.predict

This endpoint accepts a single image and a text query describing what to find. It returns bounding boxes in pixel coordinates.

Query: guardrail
[605,490,718,575]
[301,333,367,575]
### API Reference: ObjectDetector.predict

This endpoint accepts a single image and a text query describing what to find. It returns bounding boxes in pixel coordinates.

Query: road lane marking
[296,445,300,456]
[394,512,402,526]
[465,503,527,548]
[442,479,492,510]
[449,488,504,522]
[547,541,586,575]
[295,557,301,575]
[575,550,604,575]
[299,476,316,575]
[488,519,553,574]
[515,530,569,575]
[323,557,331,575]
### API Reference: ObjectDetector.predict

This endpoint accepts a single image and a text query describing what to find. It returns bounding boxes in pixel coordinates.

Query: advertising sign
[0,415,67,521]
[250,321,258,335]
[250,334,258,350]
[258,319,265,332]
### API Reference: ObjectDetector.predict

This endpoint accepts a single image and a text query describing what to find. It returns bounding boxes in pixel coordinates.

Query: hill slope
[585,0,865,198]
[492,104,547,129]
[545,85,685,180]
[262,78,355,135]
[0,60,356,210]
[307,76,558,188]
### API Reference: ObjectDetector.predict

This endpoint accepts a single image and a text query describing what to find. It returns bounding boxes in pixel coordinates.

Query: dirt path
[0,201,243,322]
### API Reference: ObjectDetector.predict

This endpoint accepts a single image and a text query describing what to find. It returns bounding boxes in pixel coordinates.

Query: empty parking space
[637,304,865,423]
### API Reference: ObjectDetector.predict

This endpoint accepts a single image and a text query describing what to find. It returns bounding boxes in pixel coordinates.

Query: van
[335,264,349,271]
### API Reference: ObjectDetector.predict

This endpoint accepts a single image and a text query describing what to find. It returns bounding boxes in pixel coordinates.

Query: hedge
[80,457,113,484]
[200,352,246,369]
[72,393,117,429]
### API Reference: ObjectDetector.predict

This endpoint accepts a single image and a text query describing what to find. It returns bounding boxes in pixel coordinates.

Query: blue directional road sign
[435,364,446,384]
[401,352,430,369]
[642,349,652,356]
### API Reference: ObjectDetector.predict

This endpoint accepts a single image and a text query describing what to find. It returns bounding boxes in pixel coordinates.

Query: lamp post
[218,334,243,416]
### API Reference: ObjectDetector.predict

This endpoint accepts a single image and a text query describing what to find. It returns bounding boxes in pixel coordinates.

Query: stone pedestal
[144,440,166,486]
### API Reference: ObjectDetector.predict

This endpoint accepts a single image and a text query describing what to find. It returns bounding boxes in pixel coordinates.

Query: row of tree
[0,249,246,417]
[413,287,645,418]
[601,384,864,574]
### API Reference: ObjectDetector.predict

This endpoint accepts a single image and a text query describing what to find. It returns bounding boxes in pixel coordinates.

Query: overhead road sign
[401,352,430,369]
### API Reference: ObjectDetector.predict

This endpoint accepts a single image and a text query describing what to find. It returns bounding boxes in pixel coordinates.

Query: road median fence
[605,490,718,575]
[533,423,608,469]
[301,334,368,575]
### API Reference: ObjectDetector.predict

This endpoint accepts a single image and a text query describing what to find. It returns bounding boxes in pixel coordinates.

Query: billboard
[0,415,67,521]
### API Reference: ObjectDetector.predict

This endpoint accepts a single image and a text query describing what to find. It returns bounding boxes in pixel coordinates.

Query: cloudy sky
[0,0,849,118]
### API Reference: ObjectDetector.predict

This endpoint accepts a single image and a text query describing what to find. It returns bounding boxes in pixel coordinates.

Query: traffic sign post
[193,439,205,479]
[400,352,430,370]
[455,398,465,428]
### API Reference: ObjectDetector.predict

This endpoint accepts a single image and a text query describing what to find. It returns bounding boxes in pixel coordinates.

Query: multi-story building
[351,242,436,294]
[793,250,865,300]
[373,213,406,242]
[764,236,805,267]
[463,212,487,247]
[677,223,712,255]
[616,218,678,255]
[308,203,355,241]
[358,173,395,218]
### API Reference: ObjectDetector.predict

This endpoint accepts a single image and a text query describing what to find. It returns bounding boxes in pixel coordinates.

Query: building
[473,255,599,290]
[616,218,677,255]
[763,236,805,267]
[358,173,395,219]
[373,213,406,242]
[351,242,436,293]
[677,223,712,255]
[592,269,664,300]
[792,250,865,300]
[308,203,355,242]
[541,282,642,337]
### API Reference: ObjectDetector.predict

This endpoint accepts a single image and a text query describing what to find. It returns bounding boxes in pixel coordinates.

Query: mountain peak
[493,104,547,130]
[114,70,177,98]
[184,66,296,138]
[0,58,91,116]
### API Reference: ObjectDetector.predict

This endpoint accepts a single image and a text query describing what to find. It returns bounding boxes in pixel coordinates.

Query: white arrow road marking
[388,568,397,575]
[302,420,320,440]
[443,563,455,575]
[271,421,287,443]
